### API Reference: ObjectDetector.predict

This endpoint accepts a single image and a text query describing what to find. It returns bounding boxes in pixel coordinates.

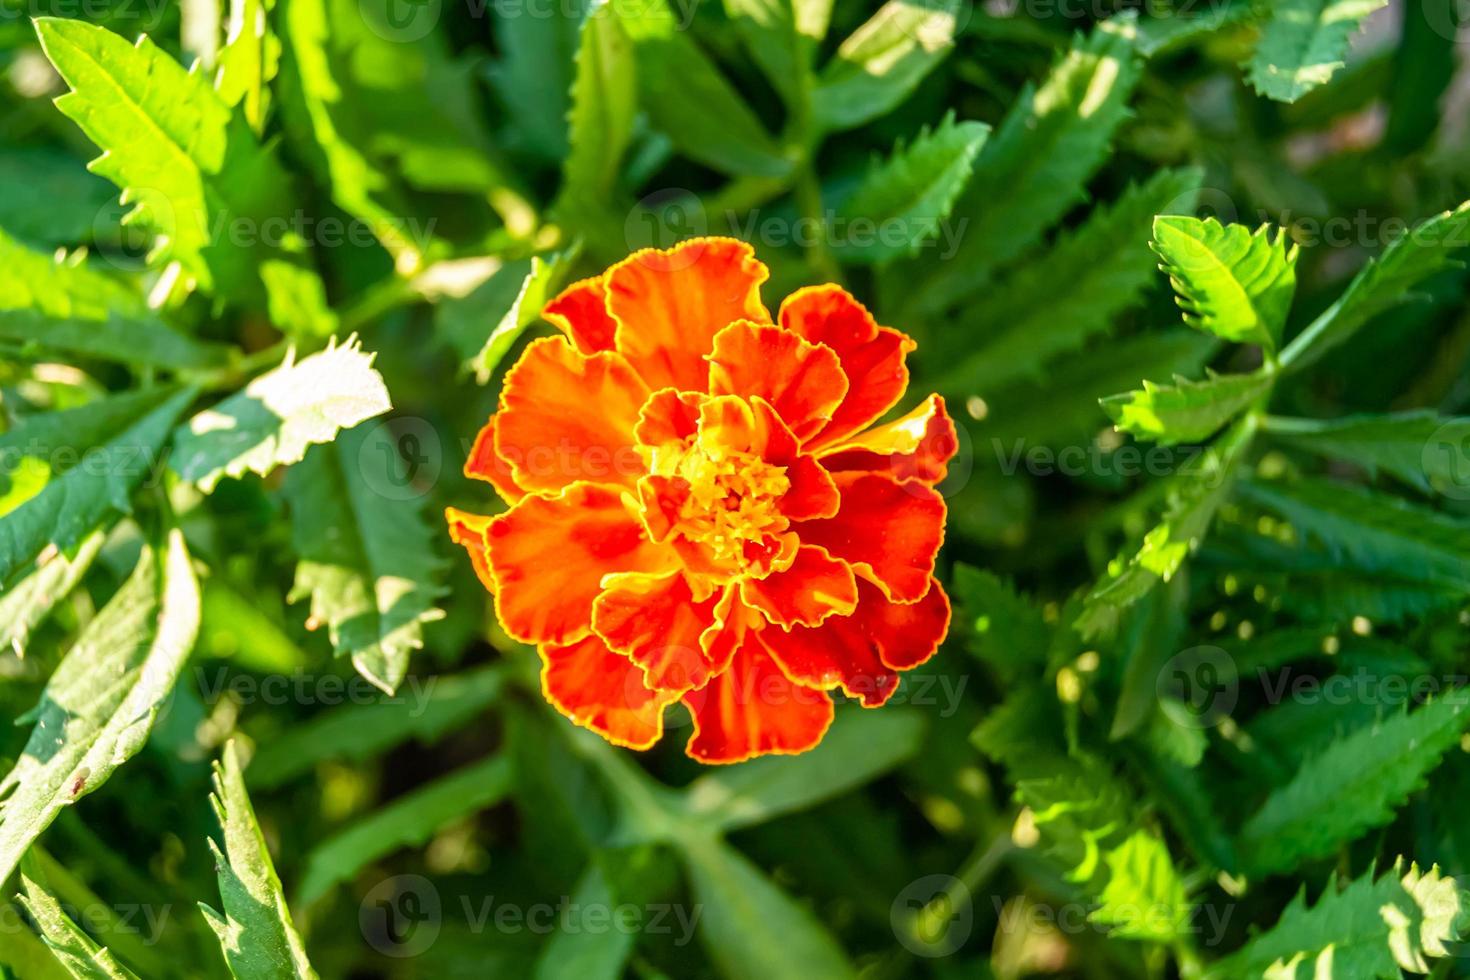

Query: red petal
[708,321,847,443]
[488,483,673,645]
[820,395,958,485]
[740,545,857,628]
[682,634,833,763]
[635,388,705,449]
[465,416,526,504]
[761,578,950,706]
[796,472,944,602]
[445,507,496,593]
[779,285,914,446]
[540,634,675,750]
[606,238,771,391]
[593,571,718,694]
[496,337,649,493]
[543,275,617,354]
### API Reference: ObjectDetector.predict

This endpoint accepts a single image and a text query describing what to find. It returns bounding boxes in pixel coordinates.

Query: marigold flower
[447,238,957,763]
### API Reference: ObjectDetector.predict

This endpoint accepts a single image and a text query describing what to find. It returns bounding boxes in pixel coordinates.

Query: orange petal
[593,571,718,694]
[488,483,673,645]
[446,507,496,593]
[635,388,706,449]
[761,578,950,706]
[540,635,675,750]
[465,416,526,504]
[607,237,771,391]
[689,396,837,521]
[779,284,914,446]
[682,633,833,763]
[543,275,617,354]
[796,472,944,602]
[708,321,847,443]
[740,545,857,628]
[496,337,649,493]
[820,395,958,485]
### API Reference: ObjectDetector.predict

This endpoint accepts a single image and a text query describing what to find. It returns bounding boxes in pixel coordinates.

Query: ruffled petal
[593,571,718,694]
[488,483,673,645]
[708,321,847,443]
[445,507,496,593]
[778,285,914,446]
[541,635,675,750]
[739,545,857,628]
[819,394,958,485]
[607,238,771,391]
[635,388,705,450]
[683,633,833,763]
[496,337,649,493]
[465,416,527,504]
[761,578,950,706]
[795,472,944,602]
[543,275,617,354]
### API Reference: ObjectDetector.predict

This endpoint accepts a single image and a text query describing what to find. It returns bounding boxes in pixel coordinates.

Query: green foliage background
[5,0,1470,977]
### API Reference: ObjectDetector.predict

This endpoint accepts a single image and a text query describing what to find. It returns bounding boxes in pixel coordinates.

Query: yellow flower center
[652,442,791,567]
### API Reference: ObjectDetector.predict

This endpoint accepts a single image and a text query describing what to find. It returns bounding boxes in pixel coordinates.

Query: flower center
[652,442,791,567]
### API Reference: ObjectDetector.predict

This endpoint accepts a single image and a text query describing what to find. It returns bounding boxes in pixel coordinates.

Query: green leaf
[296,753,512,903]
[1246,0,1391,103]
[488,0,586,162]
[950,564,1050,683]
[917,17,1142,311]
[532,863,633,980]
[215,0,280,134]
[35,18,335,337]
[831,113,988,264]
[17,868,140,980]
[1133,0,1260,56]
[930,168,1203,394]
[0,529,104,657]
[1076,417,1256,638]
[812,0,961,132]
[1088,831,1190,941]
[1103,370,1274,446]
[0,907,73,980]
[0,387,193,588]
[1241,477,1470,591]
[1265,411,1470,496]
[723,0,820,105]
[246,664,507,789]
[1209,861,1467,978]
[680,709,924,834]
[201,742,318,979]
[0,228,228,370]
[1241,691,1470,876]
[556,1,637,225]
[285,422,447,694]
[473,250,579,383]
[0,528,200,885]
[1280,201,1470,370]
[0,147,116,247]
[613,0,791,177]
[171,337,391,491]
[680,834,855,980]
[1151,216,1299,351]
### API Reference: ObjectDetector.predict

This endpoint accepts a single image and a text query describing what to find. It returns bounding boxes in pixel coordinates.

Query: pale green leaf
[556,1,636,224]
[1088,831,1191,941]
[0,529,200,885]
[473,250,579,382]
[1246,0,1391,102]
[18,870,139,980]
[201,742,318,979]
[1103,369,1274,446]
[1151,216,1299,351]
[215,0,280,133]
[171,337,391,491]
[723,0,818,104]
[812,0,960,132]
[0,529,105,657]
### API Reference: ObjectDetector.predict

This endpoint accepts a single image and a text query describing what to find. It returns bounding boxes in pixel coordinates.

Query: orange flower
[447,238,957,763]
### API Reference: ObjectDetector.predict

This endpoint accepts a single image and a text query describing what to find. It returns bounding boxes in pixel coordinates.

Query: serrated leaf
[285,422,446,694]
[0,387,193,588]
[917,17,1142,311]
[932,168,1203,394]
[0,529,104,657]
[1280,201,1470,370]
[170,337,391,491]
[0,228,228,369]
[1103,369,1274,446]
[1241,690,1470,876]
[215,0,280,133]
[488,0,586,163]
[831,113,987,264]
[0,529,200,885]
[296,754,512,903]
[1266,411,1470,496]
[18,869,139,980]
[473,250,579,383]
[950,564,1049,682]
[1210,861,1467,978]
[1151,216,1299,351]
[555,1,636,228]
[1246,0,1390,103]
[1088,831,1191,941]
[201,742,318,979]
[35,18,335,336]
[812,0,960,132]
[723,0,820,105]
[1134,0,1261,56]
